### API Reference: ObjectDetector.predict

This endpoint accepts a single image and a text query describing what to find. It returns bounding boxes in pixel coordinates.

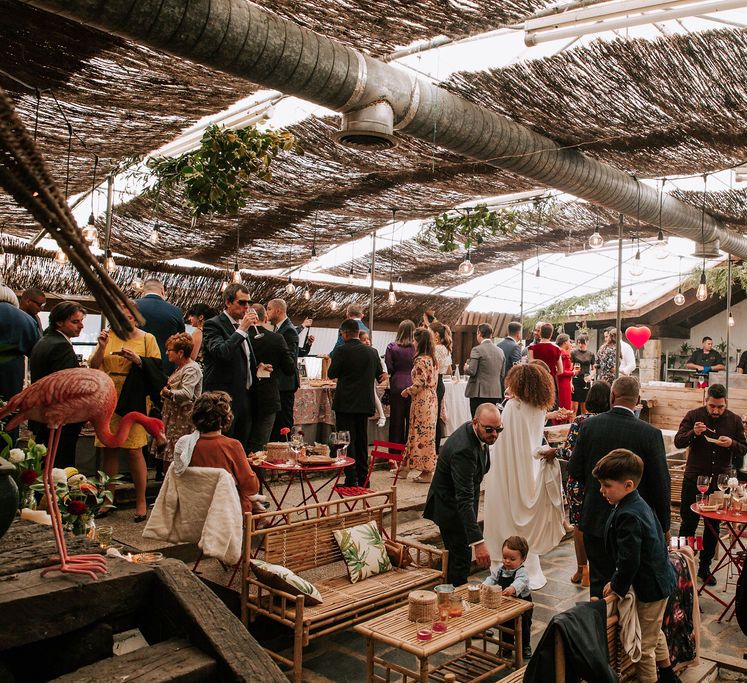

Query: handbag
[380,388,391,406]
[384,539,415,568]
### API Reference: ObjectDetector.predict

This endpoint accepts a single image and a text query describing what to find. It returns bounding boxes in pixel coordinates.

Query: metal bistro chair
[333,440,406,505]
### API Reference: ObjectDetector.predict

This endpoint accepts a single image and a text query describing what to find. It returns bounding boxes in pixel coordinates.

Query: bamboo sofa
[241,488,446,683]
[500,595,634,682]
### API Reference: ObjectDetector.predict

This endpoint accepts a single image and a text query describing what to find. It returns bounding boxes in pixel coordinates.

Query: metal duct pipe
[23,0,747,258]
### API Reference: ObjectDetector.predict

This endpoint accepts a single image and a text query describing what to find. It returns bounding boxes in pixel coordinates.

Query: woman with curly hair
[483,363,566,589]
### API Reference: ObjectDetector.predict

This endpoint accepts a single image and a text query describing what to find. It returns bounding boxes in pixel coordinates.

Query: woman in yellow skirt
[89,305,161,521]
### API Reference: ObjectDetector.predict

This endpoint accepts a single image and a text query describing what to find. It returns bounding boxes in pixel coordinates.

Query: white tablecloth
[443,380,472,436]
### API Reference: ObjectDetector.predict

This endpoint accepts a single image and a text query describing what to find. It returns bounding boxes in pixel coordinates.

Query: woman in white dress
[483,363,565,589]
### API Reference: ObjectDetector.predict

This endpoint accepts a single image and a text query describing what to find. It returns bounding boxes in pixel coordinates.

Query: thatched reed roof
[445,29,747,178]
[671,187,747,229]
[0,238,469,325]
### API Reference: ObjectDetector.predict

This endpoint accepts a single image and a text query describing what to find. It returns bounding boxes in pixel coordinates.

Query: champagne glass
[717,474,729,512]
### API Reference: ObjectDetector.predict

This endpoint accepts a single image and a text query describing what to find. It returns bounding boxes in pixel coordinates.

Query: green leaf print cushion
[333,521,392,583]
[250,559,323,605]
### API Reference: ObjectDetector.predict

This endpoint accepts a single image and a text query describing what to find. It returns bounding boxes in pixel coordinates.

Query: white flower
[51,468,67,486]
[67,474,87,489]
[728,477,739,489]
[32,443,47,457]
[8,448,25,464]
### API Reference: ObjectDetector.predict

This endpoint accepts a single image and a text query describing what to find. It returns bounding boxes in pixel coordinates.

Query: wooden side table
[353,587,532,683]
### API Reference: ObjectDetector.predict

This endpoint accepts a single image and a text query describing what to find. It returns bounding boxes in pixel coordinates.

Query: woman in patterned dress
[554,380,610,586]
[155,332,203,471]
[89,304,163,521]
[400,327,438,483]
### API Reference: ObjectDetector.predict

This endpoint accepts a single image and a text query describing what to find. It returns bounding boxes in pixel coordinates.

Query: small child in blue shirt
[484,535,533,658]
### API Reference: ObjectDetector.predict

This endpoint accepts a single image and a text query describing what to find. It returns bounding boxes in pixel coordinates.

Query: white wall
[302,325,396,357]
[689,297,747,369]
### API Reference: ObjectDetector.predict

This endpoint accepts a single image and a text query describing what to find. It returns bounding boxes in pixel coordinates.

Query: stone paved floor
[106,469,745,681]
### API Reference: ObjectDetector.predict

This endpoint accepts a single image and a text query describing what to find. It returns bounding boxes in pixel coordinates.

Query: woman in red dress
[555,333,574,412]
[528,323,563,383]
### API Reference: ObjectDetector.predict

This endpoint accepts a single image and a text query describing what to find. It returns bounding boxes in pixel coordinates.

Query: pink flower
[20,469,38,485]
[280,427,291,436]
[66,500,88,516]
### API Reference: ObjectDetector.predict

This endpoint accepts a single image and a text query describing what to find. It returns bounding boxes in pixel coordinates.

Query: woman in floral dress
[400,327,438,483]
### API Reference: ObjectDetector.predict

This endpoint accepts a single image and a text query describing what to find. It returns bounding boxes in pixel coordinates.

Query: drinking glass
[717,474,729,512]
[696,475,711,495]
[695,493,704,509]
[415,617,433,641]
[337,431,350,458]
[96,525,114,549]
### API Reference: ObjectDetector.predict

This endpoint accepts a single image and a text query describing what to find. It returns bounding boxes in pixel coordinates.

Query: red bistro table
[254,457,355,526]
[691,503,746,622]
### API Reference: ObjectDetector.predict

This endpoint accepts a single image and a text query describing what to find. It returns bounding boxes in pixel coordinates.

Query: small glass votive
[467,581,482,604]
[695,493,704,509]
[96,525,114,549]
[448,594,464,617]
[432,617,448,633]
[416,618,433,641]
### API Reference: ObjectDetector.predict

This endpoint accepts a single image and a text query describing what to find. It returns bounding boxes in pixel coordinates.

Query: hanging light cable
[457,208,475,276]
[285,244,296,294]
[629,180,644,277]
[149,192,161,245]
[82,155,99,244]
[696,175,709,302]
[653,179,668,260]
[347,232,356,284]
[55,122,74,266]
[674,255,686,306]
[308,205,321,271]
[388,208,397,305]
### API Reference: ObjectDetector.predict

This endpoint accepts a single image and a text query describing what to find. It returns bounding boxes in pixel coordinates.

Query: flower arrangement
[1,434,46,510]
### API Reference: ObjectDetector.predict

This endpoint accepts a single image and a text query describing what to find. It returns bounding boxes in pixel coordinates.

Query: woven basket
[480,584,503,609]
[408,590,437,622]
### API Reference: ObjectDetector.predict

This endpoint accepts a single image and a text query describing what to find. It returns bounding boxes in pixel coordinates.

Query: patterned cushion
[250,559,323,605]
[333,521,392,583]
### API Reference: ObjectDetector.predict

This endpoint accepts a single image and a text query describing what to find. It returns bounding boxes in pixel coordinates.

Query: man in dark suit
[568,376,671,598]
[497,321,523,374]
[202,283,258,449]
[247,304,295,453]
[29,301,86,468]
[267,298,300,441]
[328,318,386,486]
[135,279,185,375]
[424,403,501,586]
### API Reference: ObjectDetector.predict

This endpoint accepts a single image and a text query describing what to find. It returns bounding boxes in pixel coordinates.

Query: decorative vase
[65,516,95,539]
[19,488,37,511]
[0,457,19,540]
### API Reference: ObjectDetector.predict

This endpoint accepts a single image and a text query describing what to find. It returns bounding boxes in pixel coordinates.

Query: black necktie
[232,322,239,330]
[483,444,491,473]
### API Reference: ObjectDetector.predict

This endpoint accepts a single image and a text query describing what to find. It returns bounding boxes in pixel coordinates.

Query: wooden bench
[241,488,447,683]
[500,596,634,682]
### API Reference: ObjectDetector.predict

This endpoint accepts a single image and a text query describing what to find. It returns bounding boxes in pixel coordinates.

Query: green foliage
[684,263,747,299]
[147,124,301,216]
[417,203,519,252]
[525,286,615,331]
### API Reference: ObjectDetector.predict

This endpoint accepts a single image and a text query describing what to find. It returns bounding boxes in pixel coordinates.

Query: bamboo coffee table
[353,587,532,683]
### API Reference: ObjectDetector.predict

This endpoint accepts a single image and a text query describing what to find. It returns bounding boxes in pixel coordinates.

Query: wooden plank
[0,556,155,651]
[700,649,747,675]
[151,560,286,682]
[51,637,218,682]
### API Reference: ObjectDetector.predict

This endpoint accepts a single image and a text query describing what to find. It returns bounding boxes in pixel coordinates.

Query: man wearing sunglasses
[424,402,503,586]
[202,283,259,449]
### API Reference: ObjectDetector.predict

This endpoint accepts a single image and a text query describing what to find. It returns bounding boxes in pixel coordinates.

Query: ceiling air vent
[331,102,397,150]
[692,238,720,259]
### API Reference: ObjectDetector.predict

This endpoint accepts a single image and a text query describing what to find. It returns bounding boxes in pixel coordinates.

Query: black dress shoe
[698,572,717,586]
[133,514,147,523]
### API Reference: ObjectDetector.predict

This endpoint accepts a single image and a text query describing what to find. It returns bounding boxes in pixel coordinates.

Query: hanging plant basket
[146,124,302,217]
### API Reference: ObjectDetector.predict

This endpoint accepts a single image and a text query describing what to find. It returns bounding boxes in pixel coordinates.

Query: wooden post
[615,214,624,377]
[727,254,733,396]
[369,231,376,342]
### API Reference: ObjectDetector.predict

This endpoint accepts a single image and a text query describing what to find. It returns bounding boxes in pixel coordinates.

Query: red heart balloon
[625,325,651,349]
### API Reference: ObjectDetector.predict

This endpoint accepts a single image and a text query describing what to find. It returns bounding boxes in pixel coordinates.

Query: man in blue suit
[267,298,300,441]
[135,279,185,375]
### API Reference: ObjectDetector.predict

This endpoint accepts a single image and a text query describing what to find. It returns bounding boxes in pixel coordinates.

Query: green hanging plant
[146,124,302,216]
[525,286,615,331]
[684,262,747,298]
[416,203,519,252]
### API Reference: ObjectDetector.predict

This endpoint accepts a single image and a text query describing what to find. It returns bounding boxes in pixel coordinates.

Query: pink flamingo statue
[0,368,164,580]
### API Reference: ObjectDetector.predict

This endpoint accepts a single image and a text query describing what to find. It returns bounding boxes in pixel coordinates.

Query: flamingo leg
[40,426,107,580]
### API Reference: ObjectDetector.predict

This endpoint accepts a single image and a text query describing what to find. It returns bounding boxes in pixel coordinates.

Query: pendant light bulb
[82,223,97,244]
[330,299,339,312]
[149,225,160,245]
[54,249,68,266]
[303,288,311,301]
[625,288,637,309]
[653,229,668,260]
[673,288,685,306]
[729,315,735,327]
[221,279,229,293]
[588,229,603,248]
[104,249,116,273]
[285,275,296,295]
[388,282,397,305]
[346,267,355,285]
[696,270,708,301]
[629,249,644,277]
[457,253,474,277]
[131,273,144,292]
[232,263,242,284]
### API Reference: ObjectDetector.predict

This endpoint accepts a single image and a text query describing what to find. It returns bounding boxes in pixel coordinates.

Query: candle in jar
[432,621,448,633]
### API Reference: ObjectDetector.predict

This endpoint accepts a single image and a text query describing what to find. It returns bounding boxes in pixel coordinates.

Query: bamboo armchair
[241,488,447,683]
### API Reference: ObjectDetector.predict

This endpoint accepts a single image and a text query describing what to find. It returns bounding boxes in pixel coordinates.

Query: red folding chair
[334,440,406,499]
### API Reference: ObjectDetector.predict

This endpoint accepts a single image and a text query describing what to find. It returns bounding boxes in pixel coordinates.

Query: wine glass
[252,325,264,339]
[717,474,729,512]
[289,431,303,465]
[696,475,711,496]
